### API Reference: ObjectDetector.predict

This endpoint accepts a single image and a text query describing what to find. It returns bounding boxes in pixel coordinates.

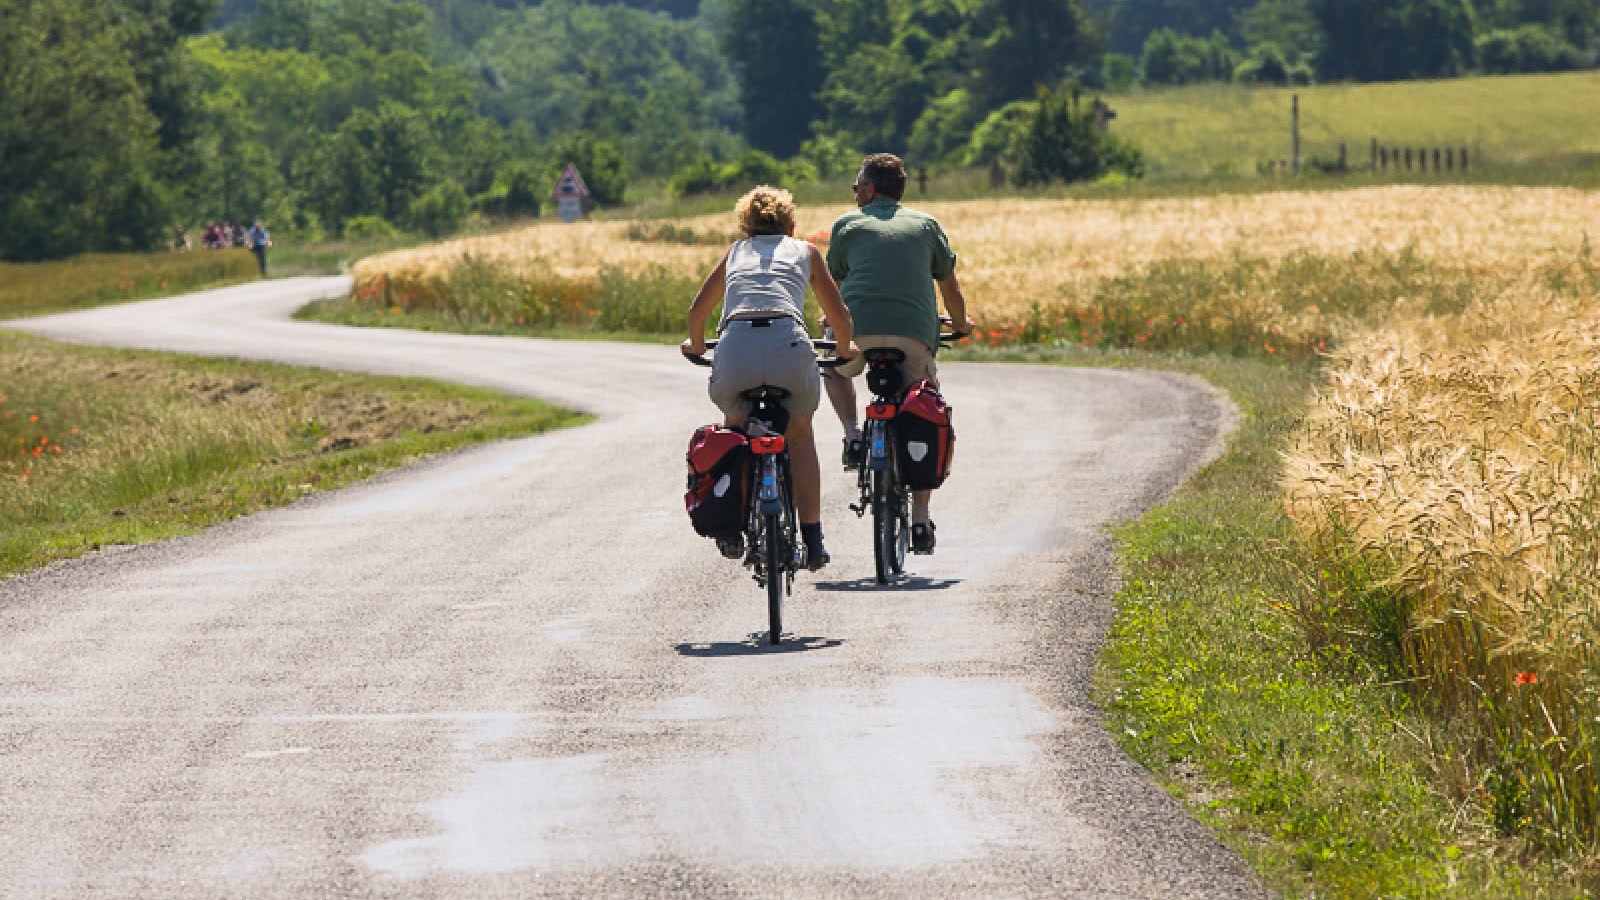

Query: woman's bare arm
[682,252,729,355]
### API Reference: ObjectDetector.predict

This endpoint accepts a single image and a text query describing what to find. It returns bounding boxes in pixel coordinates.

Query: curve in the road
[0,278,1262,899]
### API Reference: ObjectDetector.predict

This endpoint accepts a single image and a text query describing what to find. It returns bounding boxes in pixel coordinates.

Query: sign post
[551,163,591,223]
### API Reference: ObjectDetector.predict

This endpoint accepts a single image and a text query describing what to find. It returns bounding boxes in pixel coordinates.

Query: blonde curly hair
[735,185,796,237]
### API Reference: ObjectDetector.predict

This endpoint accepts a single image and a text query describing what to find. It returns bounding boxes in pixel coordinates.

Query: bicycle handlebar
[682,339,847,369]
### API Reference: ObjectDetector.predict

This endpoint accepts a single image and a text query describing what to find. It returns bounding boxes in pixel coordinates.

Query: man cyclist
[823,153,973,555]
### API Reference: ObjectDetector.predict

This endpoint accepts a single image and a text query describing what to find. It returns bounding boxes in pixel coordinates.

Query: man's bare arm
[937,271,973,334]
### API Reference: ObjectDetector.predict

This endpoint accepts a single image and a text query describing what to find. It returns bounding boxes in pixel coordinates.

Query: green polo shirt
[827,199,957,351]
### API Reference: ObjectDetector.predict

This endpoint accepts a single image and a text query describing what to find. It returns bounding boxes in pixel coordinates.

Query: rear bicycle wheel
[890,485,910,576]
[872,469,899,585]
[764,511,784,644]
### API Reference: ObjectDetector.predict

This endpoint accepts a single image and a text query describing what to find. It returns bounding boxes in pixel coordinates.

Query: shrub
[960,100,1037,166]
[1102,52,1140,91]
[1010,85,1146,187]
[667,150,804,198]
[343,215,400,241]
[1477,24,1582,74]
[407,181,470,239]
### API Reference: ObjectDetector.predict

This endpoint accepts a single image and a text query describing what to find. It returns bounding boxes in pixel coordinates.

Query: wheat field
[357,186,1598,319]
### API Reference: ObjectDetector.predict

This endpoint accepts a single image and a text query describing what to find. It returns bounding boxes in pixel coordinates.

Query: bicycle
[684,338,843,645]
[847,328,963,585]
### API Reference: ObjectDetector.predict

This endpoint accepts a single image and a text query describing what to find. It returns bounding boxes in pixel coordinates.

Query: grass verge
[946,344,1587,897]
[0,329,586,579]
[0,251,260,318]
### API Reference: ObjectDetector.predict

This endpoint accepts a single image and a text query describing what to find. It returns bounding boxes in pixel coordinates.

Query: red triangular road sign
[552,163,591,200]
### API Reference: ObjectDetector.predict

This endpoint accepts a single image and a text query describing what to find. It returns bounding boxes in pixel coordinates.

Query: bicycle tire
[891,484,910,576]
[765,511,784,644]
[872,469,896,585]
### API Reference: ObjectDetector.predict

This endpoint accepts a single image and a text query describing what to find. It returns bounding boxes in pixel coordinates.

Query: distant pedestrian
[249,220,272,276]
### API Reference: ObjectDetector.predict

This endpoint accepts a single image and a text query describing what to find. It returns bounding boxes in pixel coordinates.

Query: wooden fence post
[1338,143,1348,173]
[1432,148,1441,172]
[1370,137,1378,170]
[1445,148,1454,171]
[1461,147,1470,171]
[1291,94,1301,176]
[1404,148,1412,170]
[917,166,928,195]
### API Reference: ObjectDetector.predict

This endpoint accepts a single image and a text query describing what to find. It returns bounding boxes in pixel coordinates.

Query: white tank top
[718,235,811,331]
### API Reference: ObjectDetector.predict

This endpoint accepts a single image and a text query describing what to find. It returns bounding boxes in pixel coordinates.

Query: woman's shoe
[911,521,936,555]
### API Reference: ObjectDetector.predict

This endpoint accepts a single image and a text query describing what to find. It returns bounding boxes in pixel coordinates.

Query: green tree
[722,0,826,156]
[1477,23,1582,73]
[0,0,187,260]
[1236,0,1321,64]
[1482,0,1599,50]
[817,44,930,154]
[908,88,983,165]
[477,0,736,173]
[303,101,435,230]
[1311,0,1476,81]
[970,0,1095,107]
[1141,28,1240,85]
[1108,0,1256,54]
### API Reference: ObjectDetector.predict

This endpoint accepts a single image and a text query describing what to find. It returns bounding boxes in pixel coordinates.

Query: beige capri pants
[709,316,822,419]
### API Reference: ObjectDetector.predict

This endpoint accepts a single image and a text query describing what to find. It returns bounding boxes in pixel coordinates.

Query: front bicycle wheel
[764,511,784,644]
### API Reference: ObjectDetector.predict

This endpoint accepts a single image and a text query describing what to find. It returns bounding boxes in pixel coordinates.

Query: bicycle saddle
[864,350,907,399]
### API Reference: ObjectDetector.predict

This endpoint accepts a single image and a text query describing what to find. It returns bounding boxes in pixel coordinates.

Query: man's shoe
[841,435,865,470]
[911,521,936,555]
[715,533,744,560]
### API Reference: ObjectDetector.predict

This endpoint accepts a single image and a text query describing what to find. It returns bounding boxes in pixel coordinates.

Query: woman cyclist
[682,186,858,570]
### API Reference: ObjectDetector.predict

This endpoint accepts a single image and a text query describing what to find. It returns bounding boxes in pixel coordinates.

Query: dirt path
[1,279,1262,899]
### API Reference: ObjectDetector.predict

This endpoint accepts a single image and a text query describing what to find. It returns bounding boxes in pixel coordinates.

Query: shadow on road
[811,576,962,592]
[674,635,845,657]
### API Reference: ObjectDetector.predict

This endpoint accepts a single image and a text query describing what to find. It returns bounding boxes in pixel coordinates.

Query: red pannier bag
[895,381,955,490]
[685,425,751,538]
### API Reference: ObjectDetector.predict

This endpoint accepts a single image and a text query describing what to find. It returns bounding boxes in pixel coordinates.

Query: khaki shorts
[829,334,939,388]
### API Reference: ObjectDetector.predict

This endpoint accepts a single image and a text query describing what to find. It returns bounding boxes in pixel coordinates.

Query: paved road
[2,279,1262,899]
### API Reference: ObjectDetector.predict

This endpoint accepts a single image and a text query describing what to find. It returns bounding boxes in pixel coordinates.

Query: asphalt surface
[2,278,1263,899]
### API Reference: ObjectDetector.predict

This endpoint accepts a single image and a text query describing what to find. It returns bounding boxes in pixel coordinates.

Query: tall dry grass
[0,250,258,317]
[1285,254,1600,850]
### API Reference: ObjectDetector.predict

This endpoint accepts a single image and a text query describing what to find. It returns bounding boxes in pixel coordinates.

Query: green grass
[0,250,261,318]
[945,344,1589,898]
[1107,71,1600,179]
[0,329,586,578]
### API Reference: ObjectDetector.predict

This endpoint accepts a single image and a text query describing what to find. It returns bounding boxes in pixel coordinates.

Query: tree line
[2,0,1595,262]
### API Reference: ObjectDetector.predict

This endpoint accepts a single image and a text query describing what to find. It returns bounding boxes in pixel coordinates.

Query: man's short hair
[860,153,907,200]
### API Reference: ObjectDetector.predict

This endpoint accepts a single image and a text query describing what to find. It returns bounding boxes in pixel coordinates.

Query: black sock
[801,522,824,549]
